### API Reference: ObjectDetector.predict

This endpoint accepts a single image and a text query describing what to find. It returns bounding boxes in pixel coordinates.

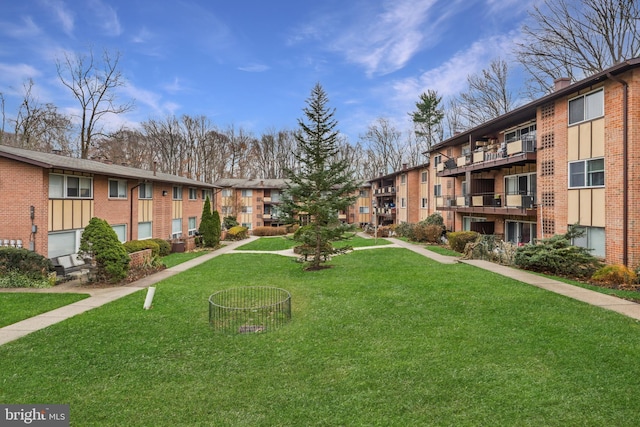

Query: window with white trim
[202,189,213,200]
[421,198,428,208]
[139,183,153,199]
[221,206,233,215]
[242,222,252,229]
[172,186,182,200]
[138,221,152,239]
[241,189,252,197]
[421,172,428,183]
[109,179,127,199]
[188,188,197,200]
[434,184,442,197]
[359,206,370,214]
[188,217,197,236]
[111,224,127,242]
[400,174,406,184]
[569,89,603,125]
[49,173,93,199]
[569,158,604,188]
[221,189,232,197]
[241,206,253,214]
[171,218,182,238]
[572,226,605,258]
[400,197,406,208]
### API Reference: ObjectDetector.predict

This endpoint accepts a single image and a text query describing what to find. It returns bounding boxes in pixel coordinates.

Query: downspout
[607,72,629,266]
[130,183,142,242]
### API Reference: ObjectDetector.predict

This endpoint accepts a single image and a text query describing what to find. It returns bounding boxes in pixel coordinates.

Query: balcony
[438,134,537,177]
[374,186,396,195]
[437,192,536,217]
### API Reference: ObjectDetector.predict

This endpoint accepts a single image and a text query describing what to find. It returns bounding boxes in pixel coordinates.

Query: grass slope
[0,293,89,328]
[1,249,640,426]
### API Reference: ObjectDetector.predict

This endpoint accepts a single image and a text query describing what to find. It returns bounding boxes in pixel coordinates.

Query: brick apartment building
[214,178,372,230]
[0,144,217,258]
[427,58,640,267]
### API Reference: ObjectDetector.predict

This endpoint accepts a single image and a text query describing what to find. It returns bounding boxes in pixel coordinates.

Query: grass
[2,249,640,426]
[425,244,460,257]
[236,235,392,251]
[0,293,89,328]
[160,250,211,268]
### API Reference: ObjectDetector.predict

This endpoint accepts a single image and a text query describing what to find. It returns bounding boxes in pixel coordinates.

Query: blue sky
[0,0,534,144]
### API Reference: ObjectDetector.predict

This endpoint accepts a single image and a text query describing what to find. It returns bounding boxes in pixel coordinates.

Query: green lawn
[236,235,392,251]
[160,250,211,268]
[0,293,89,328]
[2,249,640,426]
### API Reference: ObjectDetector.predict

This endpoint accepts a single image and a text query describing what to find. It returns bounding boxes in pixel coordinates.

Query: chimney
[554,77,571,91]
[402,163,408,170]
[153,161,157,176]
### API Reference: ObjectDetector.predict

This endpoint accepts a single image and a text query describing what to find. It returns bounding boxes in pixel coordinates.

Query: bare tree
[458,58,514,126]
[141,116,185,175]
[56,48,134,158]
[517,0,640,95]
[358,118,406,175]
[94,129,152,169]
[12,79,73,154]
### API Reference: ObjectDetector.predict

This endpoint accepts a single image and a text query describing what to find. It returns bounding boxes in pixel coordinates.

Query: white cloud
[41,0,75,36]
[238,63,270,73]
[89,0,122,37]
[1,16,43,39]
[0,63,42,95]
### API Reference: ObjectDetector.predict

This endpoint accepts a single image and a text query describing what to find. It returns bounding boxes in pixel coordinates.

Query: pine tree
[410,90,444,151]
[211,210,221,246]
[281,83,358,270]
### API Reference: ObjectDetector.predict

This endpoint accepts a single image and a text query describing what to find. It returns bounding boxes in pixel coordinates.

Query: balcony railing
[438,192,536,210]
[374,186,396,195]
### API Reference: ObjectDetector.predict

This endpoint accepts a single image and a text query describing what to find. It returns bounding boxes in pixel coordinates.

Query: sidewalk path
[2,235,640,346]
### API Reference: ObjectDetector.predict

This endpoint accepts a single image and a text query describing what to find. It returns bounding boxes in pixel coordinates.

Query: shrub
[394,223,414,240]
[226,225,249,240]
[79,217,130,283]
[591,265,637,288]
[123,240,161,257]
[463,235,517,265]
[223,216,239,230]
[199,196,218,248]
[150,238,171,256]
[0,247,53,280]
[414,223,445,243]
[252,226,288,236]
[0,270,54,288]
[447,231,480,253]
[513,229,602,279]
[424,213,445,227]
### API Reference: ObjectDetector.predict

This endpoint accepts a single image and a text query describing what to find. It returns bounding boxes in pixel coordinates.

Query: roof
[430,58,640,151]
[0,144,218,188]
[214,178,290,189]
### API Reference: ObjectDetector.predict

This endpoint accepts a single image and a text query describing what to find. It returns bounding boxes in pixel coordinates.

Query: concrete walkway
[2,235,640,346]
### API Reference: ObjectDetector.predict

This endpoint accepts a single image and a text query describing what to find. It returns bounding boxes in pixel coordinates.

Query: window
[138,221,152,239]
[572,226,605,258]
[188,217,197,236]
[241,206,253,214]
[139,183,153,199]
[48,230,77,258]
[421,198,428,208]
[171,218,182,238]
[109,179,127,199]
[359,206,370,214]
[221,189,232,197]
[433,155,442,167]
[49,174,93,199]
[241,189,252,197]
[359,190,369,198]
[504,123,537,143]
[221,206,233,215]
[434,184,442,197]
[421,172,428,183]
[505,173,537,196]
[202,189,212,201]
[569,158,604,188]
[111,224,126,242]
[400,174,406,184]
[400,198,406,208]
[506,221,537,245]
[172,186,182,200]
[241,222,252,230]
[569,89,603,125]
[189,188,197,200]
[271,190,281,202]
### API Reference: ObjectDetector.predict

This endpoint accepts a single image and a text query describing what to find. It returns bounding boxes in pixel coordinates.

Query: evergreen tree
[281,83,358,270]
[410,90,444,151]
[198,195,216,247]
[211,210,221,246]
[79,217,130,283]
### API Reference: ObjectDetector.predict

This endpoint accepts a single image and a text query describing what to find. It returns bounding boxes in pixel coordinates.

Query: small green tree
[223,215,239,230]
[410,90,444,151]
[198,195,216,247]
[79,217,130,283]
[211,210,221,247]
[281,83,358,270]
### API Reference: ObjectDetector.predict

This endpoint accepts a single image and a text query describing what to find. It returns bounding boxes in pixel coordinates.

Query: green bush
[424,213,445,227]
[226,226,249,240]
[0,247,53,280]
[223,216,239,230]
[513,228,602,279]
[79,217,130,283]
[447,231,480,253]
[123,240,160,257]
[394,223,414,239]
[252,226,288,236]
[0,270,54,288]
[199,196,218,248]
[414,223,445,243]
[591,264,637,288]
[150,238,171,256]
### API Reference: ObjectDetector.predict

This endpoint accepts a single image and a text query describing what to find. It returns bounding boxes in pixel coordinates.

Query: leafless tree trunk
[142,116,185,175]
[517,0,640,96]
[56,48,134,158]
[358,118,406,175]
